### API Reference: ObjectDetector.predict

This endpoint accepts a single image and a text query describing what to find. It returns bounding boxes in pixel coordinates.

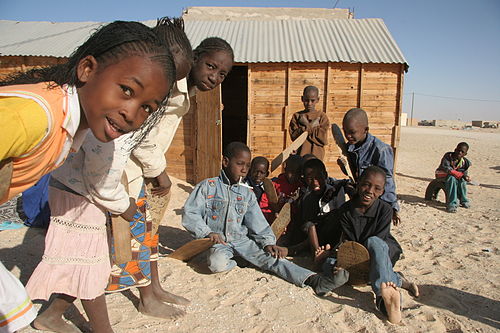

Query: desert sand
[1,126,499,332]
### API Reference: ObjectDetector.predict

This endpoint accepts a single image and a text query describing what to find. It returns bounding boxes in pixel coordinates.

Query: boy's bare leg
[314,244,332,264]
[308,225,320,257]
[380,282,401,324]
[33,294,79,333]
[150,261,190,305]
[138,283,186,319]
[81,295,113,333]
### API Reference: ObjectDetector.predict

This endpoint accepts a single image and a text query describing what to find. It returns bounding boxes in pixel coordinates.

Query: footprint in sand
[441,315,464,333]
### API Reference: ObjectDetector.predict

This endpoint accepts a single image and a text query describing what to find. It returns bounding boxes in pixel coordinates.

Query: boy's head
[301,86,320,112]
[302,158,328,193]
[342,108,369,145]
[222,142,251,184]
[284,155,304,184]
[356,166,386,208]
[453,142,469,159]
[249,156,269,185]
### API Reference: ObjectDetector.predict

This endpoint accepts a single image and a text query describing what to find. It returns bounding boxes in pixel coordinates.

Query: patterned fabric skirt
[26,187,111,300]
[106,185,159,293]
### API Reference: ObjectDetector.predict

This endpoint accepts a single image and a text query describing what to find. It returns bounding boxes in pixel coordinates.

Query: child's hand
[120,198,138,221]
[208,232,226,245]
[464,175,471,182]
[392,210,401,226]
[148,171,172,197]
[264,245,288,259]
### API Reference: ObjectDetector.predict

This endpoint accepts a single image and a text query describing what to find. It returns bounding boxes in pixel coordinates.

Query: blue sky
[1,0,499,121]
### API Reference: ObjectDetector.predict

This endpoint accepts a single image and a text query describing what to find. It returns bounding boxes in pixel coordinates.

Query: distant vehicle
[418,120,433,126]
[483,123,498,128]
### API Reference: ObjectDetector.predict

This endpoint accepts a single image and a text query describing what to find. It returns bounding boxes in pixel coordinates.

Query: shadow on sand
[417,284,500,329]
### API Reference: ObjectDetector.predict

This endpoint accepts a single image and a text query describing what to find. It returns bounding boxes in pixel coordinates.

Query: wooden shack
[171,17,408,183]
[0,14,408,184]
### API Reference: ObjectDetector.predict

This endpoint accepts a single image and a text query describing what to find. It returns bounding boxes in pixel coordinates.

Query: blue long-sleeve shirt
[347,133,400,211]
[182,170,276,248]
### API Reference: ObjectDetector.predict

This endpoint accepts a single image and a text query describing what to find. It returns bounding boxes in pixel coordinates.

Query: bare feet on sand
[380,282,401,324]
[33,314,80,333]
[138,297,186,319]
[401,277,419,297]
[153,286,191,306]
[314,244,332,264]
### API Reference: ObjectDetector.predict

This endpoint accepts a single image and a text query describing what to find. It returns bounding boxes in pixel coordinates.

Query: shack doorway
[221,65,248,149]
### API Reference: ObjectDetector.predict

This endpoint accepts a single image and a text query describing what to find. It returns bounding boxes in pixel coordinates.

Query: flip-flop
[0,221,24,230]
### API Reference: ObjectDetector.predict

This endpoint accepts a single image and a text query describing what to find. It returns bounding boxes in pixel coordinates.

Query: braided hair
[1,21,176,146]
[153,17,193,68]
[193,37,234,62]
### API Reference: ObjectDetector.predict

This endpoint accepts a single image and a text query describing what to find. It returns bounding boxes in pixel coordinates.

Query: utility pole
[410,92,415,126]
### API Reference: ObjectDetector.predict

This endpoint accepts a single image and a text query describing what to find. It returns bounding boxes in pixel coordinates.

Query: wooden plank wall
[248,62,404,179]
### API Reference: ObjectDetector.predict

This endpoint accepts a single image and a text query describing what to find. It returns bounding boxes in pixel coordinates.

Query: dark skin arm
[145,170,172,197]
[208,232,227,245]
[118,197,138,221]
[264,245,288,259]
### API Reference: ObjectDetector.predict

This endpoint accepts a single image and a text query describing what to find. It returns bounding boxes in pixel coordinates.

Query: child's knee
[207,252,232,273]
[366,236,387,251]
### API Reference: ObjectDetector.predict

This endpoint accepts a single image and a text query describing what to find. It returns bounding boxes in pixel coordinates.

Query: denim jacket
[182,170,276,248]
[347,133,400,211]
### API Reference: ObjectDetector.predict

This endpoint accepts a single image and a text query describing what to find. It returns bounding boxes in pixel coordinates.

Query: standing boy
[435,142,471,213]
[289,86,330,160]
[182,142,348,296]
[342,108,400,225]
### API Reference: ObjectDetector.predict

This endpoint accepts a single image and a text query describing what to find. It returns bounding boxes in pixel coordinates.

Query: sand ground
[1,126,499,332]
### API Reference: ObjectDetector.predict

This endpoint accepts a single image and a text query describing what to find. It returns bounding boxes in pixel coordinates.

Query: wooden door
[194,85,223,183]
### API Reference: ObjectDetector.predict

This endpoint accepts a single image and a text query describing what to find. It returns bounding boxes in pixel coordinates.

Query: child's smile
[357,172,385,207]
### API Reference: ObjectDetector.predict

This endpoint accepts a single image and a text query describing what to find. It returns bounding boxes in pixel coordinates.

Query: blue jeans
[445,175,468,209]
[208,238,314,287]
[322,236,401,296]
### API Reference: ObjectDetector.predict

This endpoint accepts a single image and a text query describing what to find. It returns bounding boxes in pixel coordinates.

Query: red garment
[258,191,275,224]
[273,173,301,204]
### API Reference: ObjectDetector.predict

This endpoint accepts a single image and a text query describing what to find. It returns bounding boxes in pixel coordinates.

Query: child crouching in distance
[245,156,275,223]
[435,142,471,213]
[182,142,349,296]
[320,166,418,324]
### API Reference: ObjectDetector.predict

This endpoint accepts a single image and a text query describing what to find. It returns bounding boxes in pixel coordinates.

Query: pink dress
[26,187,111,300]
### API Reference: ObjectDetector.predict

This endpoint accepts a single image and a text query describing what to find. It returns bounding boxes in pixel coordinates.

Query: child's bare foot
[33,314,80,333]
[153,287,190,306]
[400,275,419,297]
[314,244,331,264]
[380,282,401,324]
[138,297,186,319]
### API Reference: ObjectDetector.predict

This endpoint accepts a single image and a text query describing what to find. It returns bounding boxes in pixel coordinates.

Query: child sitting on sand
[320,166,418,324]
[288,158,346,259]
[182,142,348,296]
[435,142,472,213]
[245,156,275,223]
[273,154,303,205]
[342,108,401,225]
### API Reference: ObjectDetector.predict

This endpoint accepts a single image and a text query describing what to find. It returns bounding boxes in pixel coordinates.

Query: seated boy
[435,142,471,213]
[245,156,275,223]
[273,154,303,204]
[182,142,348,296]
[289,86,329,160]
[342,108,401,225]
[321,166,418,324]
[291,158,346,259]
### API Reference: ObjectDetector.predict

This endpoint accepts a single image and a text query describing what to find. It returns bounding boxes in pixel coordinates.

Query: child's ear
[222,156,229,168]
[265,170,269,177]
[77,55,98,83]
[365,126,369,134]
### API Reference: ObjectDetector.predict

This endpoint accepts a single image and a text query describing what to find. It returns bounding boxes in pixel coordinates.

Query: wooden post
[357,63,364,108]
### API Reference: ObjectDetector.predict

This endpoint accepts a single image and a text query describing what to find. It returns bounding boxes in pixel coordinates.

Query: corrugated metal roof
[0,18,407,67]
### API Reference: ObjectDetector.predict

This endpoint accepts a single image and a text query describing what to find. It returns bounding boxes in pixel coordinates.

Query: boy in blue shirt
[182,142,348,296]
[342,108,400,225]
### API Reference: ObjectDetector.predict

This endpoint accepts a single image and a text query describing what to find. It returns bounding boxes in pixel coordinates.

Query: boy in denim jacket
[182,142,348,296]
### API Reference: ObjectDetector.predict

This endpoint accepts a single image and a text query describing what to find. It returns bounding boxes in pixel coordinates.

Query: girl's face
[77,55,170,142]
[190,50,233,91]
